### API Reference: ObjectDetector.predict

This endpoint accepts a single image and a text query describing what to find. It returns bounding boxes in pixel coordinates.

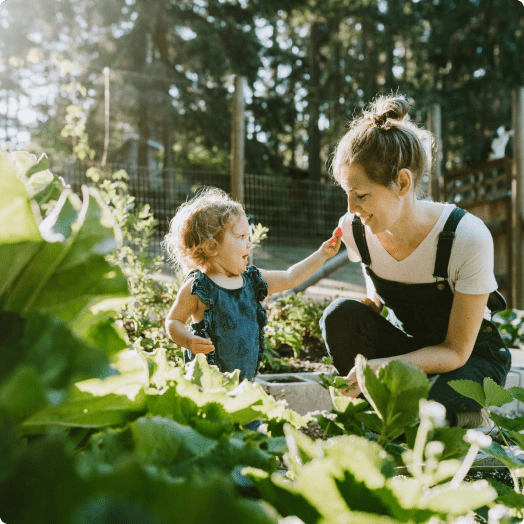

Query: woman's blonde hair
[162,187,244,272]
[331,94,434,196]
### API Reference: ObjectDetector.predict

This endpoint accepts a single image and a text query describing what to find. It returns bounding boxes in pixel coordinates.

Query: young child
[163,187,341,381]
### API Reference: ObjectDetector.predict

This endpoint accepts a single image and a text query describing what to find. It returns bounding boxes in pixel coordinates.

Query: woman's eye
[356,194,367,200]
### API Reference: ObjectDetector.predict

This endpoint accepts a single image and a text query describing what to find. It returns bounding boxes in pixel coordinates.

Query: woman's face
[339,163,403,234]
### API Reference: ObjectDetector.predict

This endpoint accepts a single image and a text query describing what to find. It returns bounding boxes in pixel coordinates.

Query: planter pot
[256,372,334,415]
[258,350,524,418]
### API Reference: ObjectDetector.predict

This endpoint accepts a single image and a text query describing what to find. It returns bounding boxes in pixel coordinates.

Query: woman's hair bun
[369,95,410,129]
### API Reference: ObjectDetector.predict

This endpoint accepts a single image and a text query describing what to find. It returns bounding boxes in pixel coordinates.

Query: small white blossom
[425,441,445,458]
[419,399,447,427]
[464,429,492,448]
[488,504,510,524]
[451,516,476,524]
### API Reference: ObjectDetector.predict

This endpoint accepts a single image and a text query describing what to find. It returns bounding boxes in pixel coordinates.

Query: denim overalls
[320,207,511,416]
[183,266,268,382]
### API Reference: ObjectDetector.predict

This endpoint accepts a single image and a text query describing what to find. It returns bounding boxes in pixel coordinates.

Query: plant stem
[450,444,479,489]
[411,419,430,479]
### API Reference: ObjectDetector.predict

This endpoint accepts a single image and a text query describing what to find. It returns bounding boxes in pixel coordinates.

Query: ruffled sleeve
[186,270,218,366]
[245,265,268,302]
[188,270,214,310]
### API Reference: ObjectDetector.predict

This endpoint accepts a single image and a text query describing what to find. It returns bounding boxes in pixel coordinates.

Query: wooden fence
[443,157,514,306]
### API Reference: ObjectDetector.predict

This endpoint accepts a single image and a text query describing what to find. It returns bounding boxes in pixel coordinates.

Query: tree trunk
[308,21,321,181]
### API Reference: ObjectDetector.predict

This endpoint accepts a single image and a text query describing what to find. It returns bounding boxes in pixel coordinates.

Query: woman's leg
[429,346,511,416]
[319,298,418,376]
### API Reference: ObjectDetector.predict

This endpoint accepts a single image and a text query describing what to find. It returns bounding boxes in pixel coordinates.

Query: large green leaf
[355,356,430,440]
[489,412,524,432]
[0,366,48,422]
[21,390,147,433]
[147,354,307,436]
[447,380,485,408]
[484,377,513,407]
[0,311,111,420]
[0,430,278,524]
[25,187,128,322]
[0,154,42,296]
[356,354,389,417]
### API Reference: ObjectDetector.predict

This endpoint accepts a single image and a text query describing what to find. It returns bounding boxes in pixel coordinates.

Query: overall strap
[351,216,372,266]
[433,207,467,279]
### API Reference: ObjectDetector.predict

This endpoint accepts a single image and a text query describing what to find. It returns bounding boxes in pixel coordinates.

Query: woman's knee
[320,298,371,333]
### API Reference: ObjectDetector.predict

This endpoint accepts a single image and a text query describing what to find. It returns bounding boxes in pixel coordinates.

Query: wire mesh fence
[55,162,348,259]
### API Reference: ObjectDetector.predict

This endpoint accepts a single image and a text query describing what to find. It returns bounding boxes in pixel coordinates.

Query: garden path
[253,245,367,301]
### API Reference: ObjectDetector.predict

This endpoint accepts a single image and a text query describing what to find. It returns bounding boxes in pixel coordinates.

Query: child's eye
[356,194,368,200]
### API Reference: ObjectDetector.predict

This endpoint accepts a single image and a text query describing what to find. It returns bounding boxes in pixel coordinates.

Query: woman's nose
[347,194,359,214]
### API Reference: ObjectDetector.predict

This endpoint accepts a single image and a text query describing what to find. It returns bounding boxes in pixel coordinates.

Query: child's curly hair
[162,187,244,272]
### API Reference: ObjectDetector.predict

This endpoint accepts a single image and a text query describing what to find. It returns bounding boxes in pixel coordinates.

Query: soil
[258,336,335,375]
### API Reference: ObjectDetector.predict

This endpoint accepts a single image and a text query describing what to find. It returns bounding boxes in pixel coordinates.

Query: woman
[320,94,511,428]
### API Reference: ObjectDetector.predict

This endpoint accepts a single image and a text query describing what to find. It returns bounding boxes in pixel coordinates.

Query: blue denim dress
[321,207,511,415]
[183,266,268,381]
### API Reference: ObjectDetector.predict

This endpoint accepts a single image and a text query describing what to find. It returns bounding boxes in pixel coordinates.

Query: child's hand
[329,226,343,247]
[188,334,215,355]
[320,227,342,258]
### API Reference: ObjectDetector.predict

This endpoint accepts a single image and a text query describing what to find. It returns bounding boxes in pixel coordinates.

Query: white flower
[419,399,447,427]
[487,504,510,524]
[464,429,492,448]
[425,441,445,458]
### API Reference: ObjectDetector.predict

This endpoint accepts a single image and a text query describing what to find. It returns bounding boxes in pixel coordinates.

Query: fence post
[511,87,524,308]
[427,103,442,202]
[230,76,246,203]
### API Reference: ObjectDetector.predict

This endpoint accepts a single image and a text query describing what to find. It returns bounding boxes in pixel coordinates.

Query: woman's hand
[339,358,388,397]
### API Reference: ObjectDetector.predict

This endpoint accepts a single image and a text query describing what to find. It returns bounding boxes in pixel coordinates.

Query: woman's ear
[396,169,413,196]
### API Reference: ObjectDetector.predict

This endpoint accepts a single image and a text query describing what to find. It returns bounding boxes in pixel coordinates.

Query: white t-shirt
[339,202,498,316]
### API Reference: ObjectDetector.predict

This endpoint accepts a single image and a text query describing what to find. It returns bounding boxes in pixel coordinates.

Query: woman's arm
[259,233,342,295]
[343,291,489,396]
[165,279,215,354]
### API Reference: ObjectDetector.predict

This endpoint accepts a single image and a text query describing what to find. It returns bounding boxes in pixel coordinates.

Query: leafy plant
[264,293,328,366]
[245,417,498,524]
[86,167,182,358]
[493,309,524,349]
[450,377,524,515]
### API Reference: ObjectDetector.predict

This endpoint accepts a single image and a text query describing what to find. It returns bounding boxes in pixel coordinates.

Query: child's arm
[259,228,342,295]
[165,278,215,355]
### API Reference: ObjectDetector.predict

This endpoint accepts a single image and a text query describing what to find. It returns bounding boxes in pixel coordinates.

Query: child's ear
[205,240,219,258]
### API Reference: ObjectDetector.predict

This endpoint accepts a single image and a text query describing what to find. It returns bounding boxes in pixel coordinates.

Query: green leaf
[448,380,486,408]
[21,390,147,433]
[489,412,524,431]
[0,311,111,411]
[484,377,514,407]
[487,478,524,512]
[429,427,469,461]
[0,366,48,422]
[24,152,50,178]
[483,441,524,469]
[356,354,389,418]
[509,386,524,403]
[131,416,216,467]
[421,481,497,514]
[506,429,524,448]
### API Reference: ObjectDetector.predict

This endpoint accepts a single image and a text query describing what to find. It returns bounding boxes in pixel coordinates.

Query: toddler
[163,187,341,381]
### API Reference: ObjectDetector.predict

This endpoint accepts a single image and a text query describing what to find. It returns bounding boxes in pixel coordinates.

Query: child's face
[208,213,252,277]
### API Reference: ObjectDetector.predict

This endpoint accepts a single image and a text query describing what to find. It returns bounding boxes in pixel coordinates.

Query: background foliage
[1,0,523,176]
